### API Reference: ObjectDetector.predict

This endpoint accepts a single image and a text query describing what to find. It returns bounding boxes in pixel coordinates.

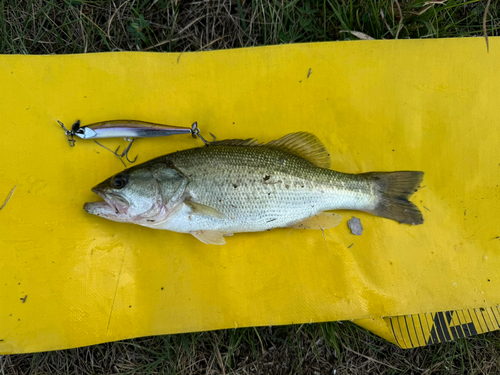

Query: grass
[0,0,499,54]
[2,0,500,373]
[3,322,500,374]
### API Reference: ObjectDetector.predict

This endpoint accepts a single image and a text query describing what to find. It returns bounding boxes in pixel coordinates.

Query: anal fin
[288,212,342,229]
[191,230,233,245]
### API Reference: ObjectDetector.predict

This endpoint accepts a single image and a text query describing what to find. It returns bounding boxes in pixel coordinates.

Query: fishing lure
[57,119,215,165]
[57,119,199,146]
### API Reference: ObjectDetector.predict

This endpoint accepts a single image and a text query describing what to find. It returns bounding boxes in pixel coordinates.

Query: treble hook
[116,138,138,163]
[93,138,138,168]
[94,140,127,168]
[190,122,217,145]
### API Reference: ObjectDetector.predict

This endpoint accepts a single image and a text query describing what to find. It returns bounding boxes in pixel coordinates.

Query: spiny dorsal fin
[266,132,331,168]
[209,132,330,168]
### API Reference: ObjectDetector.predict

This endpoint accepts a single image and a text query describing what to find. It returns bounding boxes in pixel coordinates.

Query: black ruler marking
[490,307,500,329]
[389,317,402,347]
[403,315,415,348]
[395,315,410,348]
[472,308,485,332]
[411,314,422,347]
[454,310,466,339]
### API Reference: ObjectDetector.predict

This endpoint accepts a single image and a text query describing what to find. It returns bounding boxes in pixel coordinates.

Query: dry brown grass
[2,323,500,374]
[2,0,498,54]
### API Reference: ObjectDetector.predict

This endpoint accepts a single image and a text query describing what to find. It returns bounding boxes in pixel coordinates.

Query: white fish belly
[156,185,378,234]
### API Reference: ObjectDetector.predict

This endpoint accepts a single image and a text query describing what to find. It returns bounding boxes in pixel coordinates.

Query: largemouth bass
[84,132,424,245]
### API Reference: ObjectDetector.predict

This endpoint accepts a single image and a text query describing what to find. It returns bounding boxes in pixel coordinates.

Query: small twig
[142,35,191,51]
[421,361,445,375]
[484,0,492,53]
[394,0,402,19]
[321,227,329,252]
[79,10,109,37]
[340,30,374,40]
[178,14,208,35]
[395,23,404,40]
[380,9,394,37]
[253,327,266,354]
[410,0,446,16]
[409,4,432,16]
[0,185,16,210]
[341,343,403,371]
[314,219,329,252]
[174,359,206,375]
[394,0,404,39]
[11,37,56,44]
[199,35,229,51]
[213,333,226,375]
[107,0,130,38]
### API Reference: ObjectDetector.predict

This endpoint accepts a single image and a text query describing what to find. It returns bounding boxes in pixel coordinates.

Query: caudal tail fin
[363,171,424,225]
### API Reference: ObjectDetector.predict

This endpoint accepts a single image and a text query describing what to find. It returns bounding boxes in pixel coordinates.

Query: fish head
[84,162,187,225]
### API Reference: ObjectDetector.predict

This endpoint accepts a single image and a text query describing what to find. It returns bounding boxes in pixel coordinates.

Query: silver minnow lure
[58,119,196,146]
[74,120,194,139]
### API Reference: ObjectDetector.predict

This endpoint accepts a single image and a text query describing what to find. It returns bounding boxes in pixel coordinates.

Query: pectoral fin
[289,212,342,229]
[185,200,226,219]
[190,230,233,245]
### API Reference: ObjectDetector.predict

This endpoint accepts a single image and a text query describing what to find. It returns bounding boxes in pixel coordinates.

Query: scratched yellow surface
[1,38,500,353]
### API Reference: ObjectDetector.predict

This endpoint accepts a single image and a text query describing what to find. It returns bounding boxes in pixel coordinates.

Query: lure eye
[111,174,128,189]
[71,120,81,132]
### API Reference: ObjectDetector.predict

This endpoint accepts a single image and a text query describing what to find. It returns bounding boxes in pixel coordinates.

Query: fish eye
[111,174,128,189]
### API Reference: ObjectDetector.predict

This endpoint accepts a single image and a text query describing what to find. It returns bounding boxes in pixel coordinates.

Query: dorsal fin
[266,132,331,168]
[208,132,330,168]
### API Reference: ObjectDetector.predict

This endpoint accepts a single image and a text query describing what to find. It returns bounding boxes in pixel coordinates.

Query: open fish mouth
[84,187,129,216]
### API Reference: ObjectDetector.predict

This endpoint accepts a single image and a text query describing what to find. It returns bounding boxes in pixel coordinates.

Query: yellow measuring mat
[1,38,500,353]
